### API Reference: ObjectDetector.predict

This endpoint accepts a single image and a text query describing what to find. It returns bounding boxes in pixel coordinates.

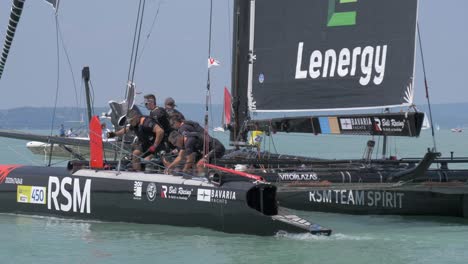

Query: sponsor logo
[133,181,142,200]
[258,73,265,84]
[278,173,318,181]
[161,185,193,200]
[17,185,47,204]
[327,0,358,27]
[5,177,23,185]
[374,118,382,131]
[146,183,157,202]
[309,190,404,209]
[373,117,406,133]
[197,188,211,202]
[340,118,353,130]
[0,165,21,184]
[339,117,373,130]
[295,43,387,86]
[197,188,237,204]
[48,176,91,214]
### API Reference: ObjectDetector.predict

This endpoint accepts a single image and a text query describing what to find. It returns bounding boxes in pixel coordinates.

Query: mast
[230,0,251,144]
[0,0,26,80]
[82,66,93,126]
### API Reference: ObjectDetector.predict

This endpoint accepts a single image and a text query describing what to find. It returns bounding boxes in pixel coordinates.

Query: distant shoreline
[0,102,467,129]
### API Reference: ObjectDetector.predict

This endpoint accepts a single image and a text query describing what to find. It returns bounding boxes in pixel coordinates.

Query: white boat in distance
[26,137,117,159]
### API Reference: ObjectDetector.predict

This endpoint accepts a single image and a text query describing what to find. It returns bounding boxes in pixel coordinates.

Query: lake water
[0,129,467,264]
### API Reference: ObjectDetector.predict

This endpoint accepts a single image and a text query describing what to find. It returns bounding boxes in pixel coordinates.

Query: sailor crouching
[108,109,165,171]
[164,130,225,175]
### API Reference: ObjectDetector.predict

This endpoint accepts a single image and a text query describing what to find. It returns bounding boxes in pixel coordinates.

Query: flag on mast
[208,58,220,68]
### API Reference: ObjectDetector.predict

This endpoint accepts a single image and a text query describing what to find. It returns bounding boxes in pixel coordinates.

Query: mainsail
[0,0,58,80]
[241,0,418,112]
[230,0,422,140]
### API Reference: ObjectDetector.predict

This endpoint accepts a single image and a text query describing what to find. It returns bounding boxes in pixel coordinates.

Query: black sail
[0,0,25,80]
[247,0,418,112]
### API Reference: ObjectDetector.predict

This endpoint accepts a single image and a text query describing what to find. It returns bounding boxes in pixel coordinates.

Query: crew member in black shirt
[144,94,172,133]
[164,130,225,175]
[164,97,185,120]
[108,108,165,171]
[170,115,204,136]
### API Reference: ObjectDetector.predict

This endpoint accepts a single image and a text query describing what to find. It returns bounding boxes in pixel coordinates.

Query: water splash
[275,231,373,241]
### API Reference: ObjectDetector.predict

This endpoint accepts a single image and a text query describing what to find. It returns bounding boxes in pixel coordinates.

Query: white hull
[26,138,117,159]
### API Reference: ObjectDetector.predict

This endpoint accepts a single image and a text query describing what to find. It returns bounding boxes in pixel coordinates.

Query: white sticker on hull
[5,177,23,185]
[309,190,404,209]
[48,176,91,214]
[134,181,142,200]
[17,185,47,204]
[196,188,237,204]
[146,183,157,202]
[161,185,193,200]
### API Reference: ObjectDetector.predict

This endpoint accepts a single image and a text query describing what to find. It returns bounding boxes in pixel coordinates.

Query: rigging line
[49,15,61,136]
[6,145,42,167]
[130,0,147,83]
[56,20,79,109]
[89,80,96,118]
[137,0,163,63]
[204,0,214,158]
[417,22,437,152]
[127,0,144,90]
[48,14,61,167]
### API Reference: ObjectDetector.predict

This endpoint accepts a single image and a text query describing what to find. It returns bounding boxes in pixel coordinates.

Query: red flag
[224,87,232,125]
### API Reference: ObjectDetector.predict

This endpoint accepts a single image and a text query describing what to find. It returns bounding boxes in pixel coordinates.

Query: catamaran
[0,0,332,236]
[219,0,468,218]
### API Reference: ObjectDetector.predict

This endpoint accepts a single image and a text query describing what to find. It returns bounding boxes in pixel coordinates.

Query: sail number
[31,188,45,203]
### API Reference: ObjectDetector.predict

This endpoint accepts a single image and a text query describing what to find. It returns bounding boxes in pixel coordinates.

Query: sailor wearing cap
[164,97,185,120]
[107,107,165,171]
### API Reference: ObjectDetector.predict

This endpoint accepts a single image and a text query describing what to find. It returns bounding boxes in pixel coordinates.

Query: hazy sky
[0,0,467,110]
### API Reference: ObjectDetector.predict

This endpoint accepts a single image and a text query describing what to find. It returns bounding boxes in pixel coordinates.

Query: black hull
[217,150,468,218]
[0,165,331,236]
[277,183,468,218]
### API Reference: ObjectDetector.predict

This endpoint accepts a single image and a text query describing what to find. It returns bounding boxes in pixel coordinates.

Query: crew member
[59,124,65,137]
[164,130,225,175]
[144,94,171,133]
[170,115,204,135]
[164,97,185,120]
[108,108,165,171]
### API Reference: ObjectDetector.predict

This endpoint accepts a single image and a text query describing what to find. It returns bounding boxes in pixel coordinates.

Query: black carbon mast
[230,0,251,145]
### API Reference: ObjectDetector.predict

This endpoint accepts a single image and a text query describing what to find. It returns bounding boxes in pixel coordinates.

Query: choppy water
[0,129,467,264]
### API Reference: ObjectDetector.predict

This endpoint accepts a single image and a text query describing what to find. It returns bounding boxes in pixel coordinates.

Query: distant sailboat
[451,127,463,133]
[421,113,431,130]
